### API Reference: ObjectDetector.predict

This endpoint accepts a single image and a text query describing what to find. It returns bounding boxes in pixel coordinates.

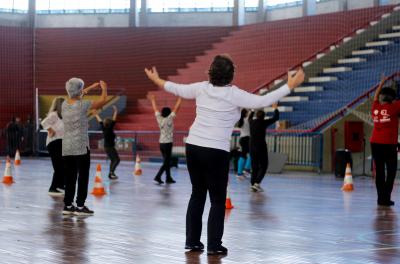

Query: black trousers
[63,149,91,207]
[155,143,173,180]
[371,143,397,203]
[250,143,268,185]
[47,139,65,191]
[239,136,250,158]
[105,146,120,175]
[185,143,230,249]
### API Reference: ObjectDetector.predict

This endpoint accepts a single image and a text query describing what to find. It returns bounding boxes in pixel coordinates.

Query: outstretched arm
[374,74,388,101]
[264,103,279,128]
[92,110,102,123]
[82,82,100,96]
[112,105,118,121]
[231,69,305,109]
[148,94,159,113]
[90,80,108,110]
[145,66,199,99]
[173,97,182,114]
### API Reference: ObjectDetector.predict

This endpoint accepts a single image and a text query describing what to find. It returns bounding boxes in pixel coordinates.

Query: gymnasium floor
[0,158,399,264]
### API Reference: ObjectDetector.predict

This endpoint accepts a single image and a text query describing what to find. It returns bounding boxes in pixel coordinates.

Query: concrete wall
[2,0,399,28]
[0,13,29,27]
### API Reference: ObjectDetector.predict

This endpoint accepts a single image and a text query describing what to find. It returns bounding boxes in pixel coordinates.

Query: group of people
[235,103,280,192]
[42,79,120,215]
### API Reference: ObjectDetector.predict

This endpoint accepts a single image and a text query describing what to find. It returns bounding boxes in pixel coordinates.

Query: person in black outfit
[249,103,279,192]
[94,105,120,180]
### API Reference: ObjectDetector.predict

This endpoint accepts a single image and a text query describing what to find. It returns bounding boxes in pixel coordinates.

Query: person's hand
[91,109,98,115]
[287,68,305,90]
[48,128,55,138]
[100,80,107,90]
[147,93,155,101]
[144,67,160,82]
[272,103,278,110]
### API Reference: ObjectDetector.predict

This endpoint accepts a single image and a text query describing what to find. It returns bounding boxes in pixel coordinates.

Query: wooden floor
[0,158,399,264]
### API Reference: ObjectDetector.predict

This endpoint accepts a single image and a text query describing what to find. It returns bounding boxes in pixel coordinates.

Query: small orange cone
[134,154,142,176]
[225,186,234,209]
[14,150,21,166]
[91,164,106,196]
[341,163,354,192]
[2,157,14,185]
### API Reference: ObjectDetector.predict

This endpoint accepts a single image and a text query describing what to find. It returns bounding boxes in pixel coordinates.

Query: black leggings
[155,143,173,180]
[371,143,397,203]
[105,147,120,175]
[250,143,268,185]
[63,149,91,207]
[185,143,230,249]
[239,136,250,158]
[47,139,65,191]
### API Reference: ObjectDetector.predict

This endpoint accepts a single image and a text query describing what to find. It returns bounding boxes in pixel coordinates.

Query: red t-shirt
[370,100,400,144]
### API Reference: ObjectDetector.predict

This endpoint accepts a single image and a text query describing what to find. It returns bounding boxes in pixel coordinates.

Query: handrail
[251,6,395,94]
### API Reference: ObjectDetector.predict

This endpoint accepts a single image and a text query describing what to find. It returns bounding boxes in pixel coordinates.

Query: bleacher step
[323,67,352,73]
[352,49,380,55]
[264,106,293,112]
[309,76,338,83]
[366,40,394,47]
[393,25,400,31]
[379,32,400,39]
[280,96,309,102]
[294,86,323,93]
[338,57,367,64]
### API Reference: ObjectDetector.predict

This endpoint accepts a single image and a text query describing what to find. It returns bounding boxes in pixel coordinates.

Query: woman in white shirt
[145,54,305,255]
[41,97,65,196]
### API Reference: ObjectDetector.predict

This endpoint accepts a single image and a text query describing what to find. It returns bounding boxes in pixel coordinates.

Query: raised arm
[90,80,108,110]
[148,94,159,113]
[173,97,182,114]
[93,110,102,123]
[231,69,305,109]
[82,82,100,96]
[264,103,279,128]
[112,105,118,121]
[374,74,388,101]
[145,66,199,99]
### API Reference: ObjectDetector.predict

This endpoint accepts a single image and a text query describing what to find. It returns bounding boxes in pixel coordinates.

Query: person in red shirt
[370,76,400,206]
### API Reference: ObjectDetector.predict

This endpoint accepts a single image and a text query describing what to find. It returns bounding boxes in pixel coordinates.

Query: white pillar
[233,0,245,26]
[303,0,316,16]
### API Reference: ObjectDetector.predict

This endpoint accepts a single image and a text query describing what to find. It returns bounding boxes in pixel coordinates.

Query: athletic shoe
[378,200,395,206]
[236,175,245,181]
[74,206,94,216]
[243,170,251,177]
[207,245,228,256]
[56,188,65,194]
[154,177,164,184]
[48,189,64,197]
[108,173,118,180]
[62,205,76,215]
[254,183,264,192]
[166,178,176,184]
[185,242,204,251]
[250,185,258,192]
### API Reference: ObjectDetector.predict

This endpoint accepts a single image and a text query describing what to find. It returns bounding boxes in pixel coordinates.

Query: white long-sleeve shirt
[164,81,291,152]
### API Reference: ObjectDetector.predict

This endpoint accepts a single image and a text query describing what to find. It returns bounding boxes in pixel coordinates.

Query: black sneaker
[185,242,204,251]
[109,173,118,180]
[166,178,176,184]
[62,205,76,215]
[48,189,64,197]
[74,206,94,216]
[154,177,164,184]
[207,245,228,256]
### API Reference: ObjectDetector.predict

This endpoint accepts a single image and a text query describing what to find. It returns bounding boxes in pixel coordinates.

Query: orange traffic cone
[225,186,234,209]
[91,164,106,196]
[134,154,142,176]
[341,163,354,192]
[2,157,14,185]
[14,150,21,166]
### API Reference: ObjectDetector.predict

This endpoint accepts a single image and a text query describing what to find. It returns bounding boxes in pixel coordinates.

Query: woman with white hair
[145,54,305,255]
[62,78,108,216]
[41,97,65,196]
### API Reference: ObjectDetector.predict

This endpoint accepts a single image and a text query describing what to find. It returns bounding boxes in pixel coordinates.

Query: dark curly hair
[208,55,235,86]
